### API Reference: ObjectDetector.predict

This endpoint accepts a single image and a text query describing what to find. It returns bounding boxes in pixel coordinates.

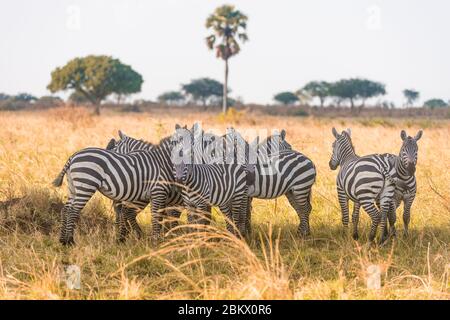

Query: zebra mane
[156,135,173,148]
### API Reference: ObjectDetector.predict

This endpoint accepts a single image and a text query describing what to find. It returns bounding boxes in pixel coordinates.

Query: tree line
[273,81,448,111]
[2,4,448,114]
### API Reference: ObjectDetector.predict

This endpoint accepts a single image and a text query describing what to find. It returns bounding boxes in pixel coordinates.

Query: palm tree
[206,5,248,113]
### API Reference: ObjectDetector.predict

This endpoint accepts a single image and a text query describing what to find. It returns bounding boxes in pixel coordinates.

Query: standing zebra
[53,135,180,245]
[219,126,315,237]
[351,130,422,238]
[105,131,183,241]
[329,128,399,243]
[172,125,249,236]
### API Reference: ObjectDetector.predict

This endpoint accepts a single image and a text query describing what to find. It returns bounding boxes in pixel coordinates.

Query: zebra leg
[199,205,212,226]
[163,208,181,232]
[360,201,380,243]
[378,198,391,245]
[219,204,236,235]
[233,194,248,237]
[286,190,312,237]
[64,206,83,246]
[387,201,397,238]
[245,197,253,236]
[403,195,414,237]
[150,195,166,245]
[352,202,361,240]
[125,207,143,239]
[59,201,72,244]
[114,202,130,243]
[337,187,350,228]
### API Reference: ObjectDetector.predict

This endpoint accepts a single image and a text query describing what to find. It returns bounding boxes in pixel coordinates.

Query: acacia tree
[47,55,143,115]
[157,91,185,105]
[274,92,299,105]
[403,89,420,107]
[423,98,447,109]
[206,5,248,113]
[300,81,331,107]
[330,78,385,112]
[181,78,225,106]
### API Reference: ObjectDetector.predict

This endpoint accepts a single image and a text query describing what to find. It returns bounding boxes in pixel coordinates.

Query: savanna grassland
[0,107,448,300]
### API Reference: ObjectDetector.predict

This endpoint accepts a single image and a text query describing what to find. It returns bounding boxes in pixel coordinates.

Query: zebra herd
[52,124,422,246]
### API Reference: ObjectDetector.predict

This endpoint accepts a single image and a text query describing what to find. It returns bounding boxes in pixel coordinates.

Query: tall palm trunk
[223,58,229,114]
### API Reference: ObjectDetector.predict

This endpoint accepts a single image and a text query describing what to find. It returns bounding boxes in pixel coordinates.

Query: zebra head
[399,130,423,175]
[108,130,154,154]
[171,124,194,184]
[329,127,354,170]
[259,129,292,155]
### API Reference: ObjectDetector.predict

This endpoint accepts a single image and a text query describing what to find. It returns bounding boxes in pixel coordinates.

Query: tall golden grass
[0,107,448,299]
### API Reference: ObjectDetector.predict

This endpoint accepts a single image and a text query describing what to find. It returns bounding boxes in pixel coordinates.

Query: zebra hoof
[352,233,359,241]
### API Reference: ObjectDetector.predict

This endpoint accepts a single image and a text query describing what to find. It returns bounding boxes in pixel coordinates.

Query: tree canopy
[329,78,386,110]
[403,89,420,107]
[274,92,299,105]
[13,93,37,102]
[300,81,331,107]
[423,98,447,109]
[181,78,226,106]
[157,91,185,105]
[47,55,143,114]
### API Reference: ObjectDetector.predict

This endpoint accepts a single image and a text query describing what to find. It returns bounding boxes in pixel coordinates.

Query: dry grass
[0,107,448,300]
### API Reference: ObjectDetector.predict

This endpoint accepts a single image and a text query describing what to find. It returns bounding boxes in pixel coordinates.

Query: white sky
[1,0,449,105]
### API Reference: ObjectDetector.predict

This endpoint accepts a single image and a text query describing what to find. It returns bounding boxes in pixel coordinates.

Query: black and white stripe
[53,136,179,245]
[172,125,249,235]
[105,131,182,241]
[329,128,399,243]
[354,130,422,238]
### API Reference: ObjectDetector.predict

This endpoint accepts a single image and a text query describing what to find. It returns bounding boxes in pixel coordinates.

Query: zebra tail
[52,158,71,187]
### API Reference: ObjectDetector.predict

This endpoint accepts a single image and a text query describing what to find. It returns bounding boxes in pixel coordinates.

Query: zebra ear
[175,124,181,130]
[414,130,423,141]
[346,128,351,137]
[118,130,126,139]
[280,129,286,140]
[106,138,116,150]
[401,130,407,141]
[332,127,339,138]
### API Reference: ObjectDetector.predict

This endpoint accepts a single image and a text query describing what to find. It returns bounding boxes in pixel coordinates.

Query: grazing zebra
[172,125,249,235]
[53,136,180,245]
[352,130,423,238]
[329,128,399,243]
[105,131,182,241]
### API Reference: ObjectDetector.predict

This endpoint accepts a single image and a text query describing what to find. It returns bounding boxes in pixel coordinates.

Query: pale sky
[1,0,449,105]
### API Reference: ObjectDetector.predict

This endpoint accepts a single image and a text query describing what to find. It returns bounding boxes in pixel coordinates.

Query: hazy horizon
[1,0,449,106]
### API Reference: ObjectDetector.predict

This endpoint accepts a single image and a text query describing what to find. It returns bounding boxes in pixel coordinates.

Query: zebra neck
[395,156,412,178]
[340,153,358,166]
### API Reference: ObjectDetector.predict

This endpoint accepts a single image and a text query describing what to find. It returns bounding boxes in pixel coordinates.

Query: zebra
[351,130,422,238]
[329,128,400,243]
[105,131,182,241]
[216,126,315,237]
[190,125,297,235]
[52,135,180,245]
[171,125,249,236]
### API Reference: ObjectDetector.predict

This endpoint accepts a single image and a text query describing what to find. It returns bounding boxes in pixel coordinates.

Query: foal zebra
[351,130,422,238]
[172,125,249,235]
[329,128,400,243]
[53,136,179,245]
